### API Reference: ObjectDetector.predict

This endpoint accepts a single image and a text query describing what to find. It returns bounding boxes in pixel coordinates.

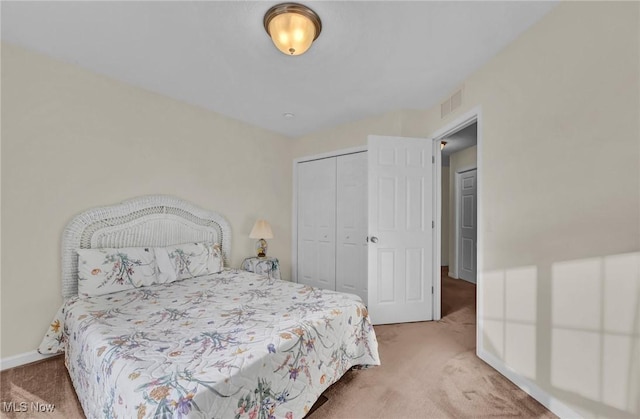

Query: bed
[39,195,380,419]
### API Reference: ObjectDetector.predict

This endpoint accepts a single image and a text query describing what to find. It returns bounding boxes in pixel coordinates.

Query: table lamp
[249,219,274,258]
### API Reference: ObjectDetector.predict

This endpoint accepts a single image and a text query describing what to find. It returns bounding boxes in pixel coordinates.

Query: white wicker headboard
[61,195,231,298]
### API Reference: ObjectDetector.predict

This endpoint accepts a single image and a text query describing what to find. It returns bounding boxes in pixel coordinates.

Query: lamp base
[255,238,268,258]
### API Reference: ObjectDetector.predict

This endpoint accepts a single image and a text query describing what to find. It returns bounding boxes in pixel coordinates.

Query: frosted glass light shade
[264,3,322,56]
[269,13,315,55]
[249,219,274,239]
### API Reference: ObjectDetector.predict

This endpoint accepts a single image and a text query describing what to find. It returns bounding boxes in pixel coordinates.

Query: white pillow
[162,242,223,280]
[77,247,158,298]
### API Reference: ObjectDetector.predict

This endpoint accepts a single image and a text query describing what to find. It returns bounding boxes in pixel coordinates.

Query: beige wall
[448,146,477,274]
[1,43,293,358]
[292,110,407,159]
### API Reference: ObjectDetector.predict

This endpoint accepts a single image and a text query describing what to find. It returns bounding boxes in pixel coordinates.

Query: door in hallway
[458,169,477,283]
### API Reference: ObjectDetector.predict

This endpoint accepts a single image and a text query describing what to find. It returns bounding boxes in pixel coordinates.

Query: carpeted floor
[307,271,554,418]
[0,355,83,419]
[0,269,554,418]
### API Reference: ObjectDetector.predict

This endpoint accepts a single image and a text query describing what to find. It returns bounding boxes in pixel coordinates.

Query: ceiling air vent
[440,86,464,119]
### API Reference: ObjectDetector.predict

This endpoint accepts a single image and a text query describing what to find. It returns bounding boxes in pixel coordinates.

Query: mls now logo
[2,402,28,412]
[2,401,55,412]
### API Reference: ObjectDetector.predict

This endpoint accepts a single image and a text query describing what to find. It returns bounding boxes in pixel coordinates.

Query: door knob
[370,236,379,243]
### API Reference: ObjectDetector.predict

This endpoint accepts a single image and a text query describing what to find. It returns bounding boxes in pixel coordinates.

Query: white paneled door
[458,169,477,284]
[336,152,368,304]
[297,158,337,290]
[367,136,434,324]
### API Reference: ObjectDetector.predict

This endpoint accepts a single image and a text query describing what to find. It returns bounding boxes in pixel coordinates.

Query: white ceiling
[1,1,557,138]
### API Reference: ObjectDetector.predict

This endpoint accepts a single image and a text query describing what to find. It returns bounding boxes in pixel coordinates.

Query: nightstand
[241,256,281,280]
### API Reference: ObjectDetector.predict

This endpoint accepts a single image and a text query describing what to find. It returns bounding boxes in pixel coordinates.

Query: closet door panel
[297,158,336,290]
[336,152,368,303]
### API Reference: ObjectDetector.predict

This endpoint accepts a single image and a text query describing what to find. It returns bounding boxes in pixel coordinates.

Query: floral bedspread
[50,269,380,418]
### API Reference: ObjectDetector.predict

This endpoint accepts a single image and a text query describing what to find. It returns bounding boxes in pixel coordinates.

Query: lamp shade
[264,3,322,56]
[249,219,274,239]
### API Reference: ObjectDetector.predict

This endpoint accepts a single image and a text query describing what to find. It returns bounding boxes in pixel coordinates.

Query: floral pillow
[77,247,158,298]
[160,242,223,281]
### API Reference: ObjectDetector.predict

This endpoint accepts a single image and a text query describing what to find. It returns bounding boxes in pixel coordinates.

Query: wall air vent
[441,99,451,119]
[450,88,463,111]
[440,85,464,119]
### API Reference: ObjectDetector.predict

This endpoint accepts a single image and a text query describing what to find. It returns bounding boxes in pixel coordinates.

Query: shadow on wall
[482,252,640,418]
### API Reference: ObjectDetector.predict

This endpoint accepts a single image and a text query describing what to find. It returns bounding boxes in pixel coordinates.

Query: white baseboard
[1,350,57,371]
[477,348,582,419]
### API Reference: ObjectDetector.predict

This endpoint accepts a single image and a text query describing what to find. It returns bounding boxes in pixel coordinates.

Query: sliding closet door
[336,152,368,303]
[297,158,336,290]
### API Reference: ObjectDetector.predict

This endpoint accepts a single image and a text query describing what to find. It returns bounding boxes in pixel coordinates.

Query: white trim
[431,107,480,140]
[294,146,368,164]
[291,162,298,283]
[433,140,442,320]
[478,349,582,419]
[475,109,484,354]
[291,146,368,282]
[0,350,56,371]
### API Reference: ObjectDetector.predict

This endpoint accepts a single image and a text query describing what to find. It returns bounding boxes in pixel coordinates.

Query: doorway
[440,122,477,283]
[431,108,481,322]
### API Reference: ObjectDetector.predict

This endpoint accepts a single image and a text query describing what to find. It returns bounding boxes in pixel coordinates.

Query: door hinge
[431,286,434,294]
[432,155,435,164]
[432,220,434,228]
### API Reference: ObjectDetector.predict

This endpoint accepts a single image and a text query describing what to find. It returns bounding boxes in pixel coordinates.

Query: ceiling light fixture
[440,141,448,150]
[263,3,322,56]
